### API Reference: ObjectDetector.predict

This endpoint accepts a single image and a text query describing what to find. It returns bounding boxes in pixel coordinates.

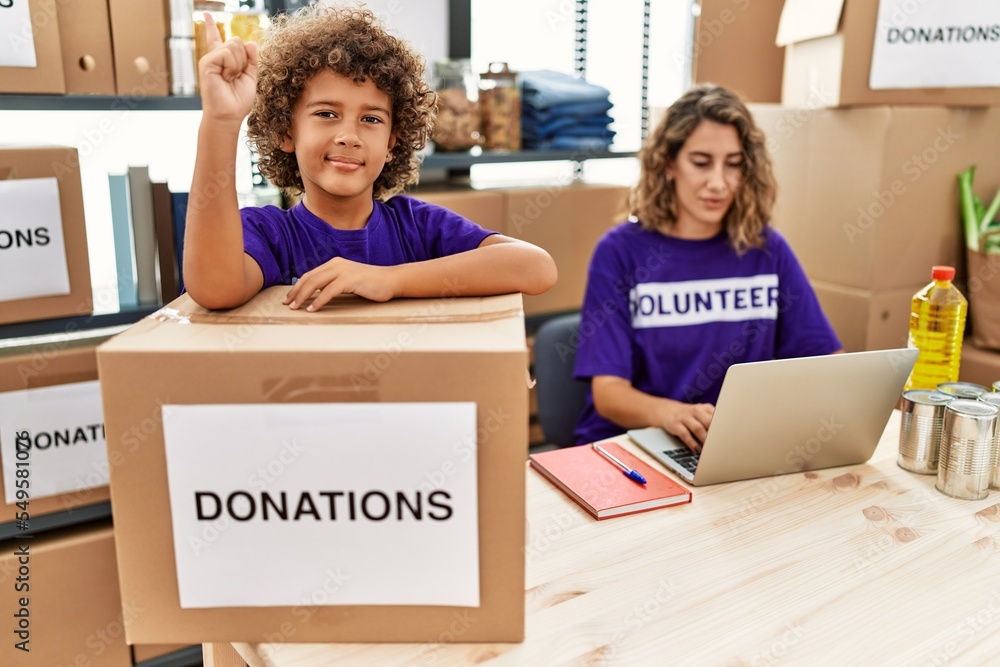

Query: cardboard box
[692,0,785,103]
[57,0,116,94]
[811,280,920,352]
[0,340,111,519]
[0,522,131,667]
[98,288,527,644]
[777,0,1000,107]
[752,105,1000,291]
[503,183,628,316]
[958,342,1000,388]
[107,0,169,96]
[0,146,94,324]
[409,188,506,235]
[0,0,66,94]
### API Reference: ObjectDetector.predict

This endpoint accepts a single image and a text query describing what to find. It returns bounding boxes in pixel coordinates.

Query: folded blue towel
[522,99,614,123]
[522,136,614,152]
[523,113,614,136]
[523,123,616,142]
[520,70,612,109]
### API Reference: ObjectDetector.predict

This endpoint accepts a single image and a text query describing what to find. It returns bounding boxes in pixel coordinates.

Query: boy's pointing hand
[198,12,259,123]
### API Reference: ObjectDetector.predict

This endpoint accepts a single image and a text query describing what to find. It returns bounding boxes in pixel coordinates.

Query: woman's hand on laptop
[591,376,715,453]
[658,401,715,453]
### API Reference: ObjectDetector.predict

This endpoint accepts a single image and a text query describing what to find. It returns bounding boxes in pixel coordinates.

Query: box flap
[776,0,845,46]
[158,287,525,325]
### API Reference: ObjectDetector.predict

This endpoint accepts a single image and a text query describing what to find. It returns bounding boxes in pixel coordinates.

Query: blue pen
[592,442,647,484]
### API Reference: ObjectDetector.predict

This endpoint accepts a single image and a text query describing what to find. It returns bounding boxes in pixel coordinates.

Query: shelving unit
[0,307,160,340]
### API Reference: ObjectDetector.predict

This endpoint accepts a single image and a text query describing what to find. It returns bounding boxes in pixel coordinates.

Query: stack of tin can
[898,380,1000,500]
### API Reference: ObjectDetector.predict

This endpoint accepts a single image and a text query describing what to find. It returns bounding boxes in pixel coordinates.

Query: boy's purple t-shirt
[573,221,841,445]
[240,195,496,287]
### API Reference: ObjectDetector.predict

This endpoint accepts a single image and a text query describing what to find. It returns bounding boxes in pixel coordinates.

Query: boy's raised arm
[183,16,264,309]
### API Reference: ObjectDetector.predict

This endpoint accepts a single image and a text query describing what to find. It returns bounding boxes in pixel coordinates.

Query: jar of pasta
[432,59,481,152]
[478,62,521,151]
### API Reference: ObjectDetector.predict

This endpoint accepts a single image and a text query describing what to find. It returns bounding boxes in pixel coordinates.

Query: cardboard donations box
[0,340,112,519]
[750,104,1000,291]
[777,0,1000,107]
[98,288,528,644]
[503,183,627,316]
[0,522,131,667]
[0,146,94,325]
[692,0,786,103]
[0,0,66,94]
[810,280,919,352]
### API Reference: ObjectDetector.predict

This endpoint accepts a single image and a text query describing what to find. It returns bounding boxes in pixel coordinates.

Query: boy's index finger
[203,11,223,49]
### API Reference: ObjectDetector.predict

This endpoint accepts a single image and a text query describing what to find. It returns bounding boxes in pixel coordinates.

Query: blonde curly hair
[630,84,776,254]
[246,4,437,200]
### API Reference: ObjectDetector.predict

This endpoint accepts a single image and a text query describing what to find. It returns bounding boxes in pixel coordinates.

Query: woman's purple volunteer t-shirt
[573,221,841,445]
[240,195,496,287]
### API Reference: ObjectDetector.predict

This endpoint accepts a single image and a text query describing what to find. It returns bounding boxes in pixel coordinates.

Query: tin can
[978,392,1000,489]
[937,381,988,399]
[936,399,997,500]
[898,389,952,474]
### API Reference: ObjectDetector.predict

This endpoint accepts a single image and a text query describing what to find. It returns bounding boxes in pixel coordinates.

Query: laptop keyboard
[665,448,700,474]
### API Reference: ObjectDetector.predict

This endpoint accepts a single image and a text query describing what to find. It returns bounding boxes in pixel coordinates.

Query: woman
[573,85,842,450]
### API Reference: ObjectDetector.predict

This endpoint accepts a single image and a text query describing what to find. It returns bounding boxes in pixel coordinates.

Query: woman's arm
[592,375,715,452]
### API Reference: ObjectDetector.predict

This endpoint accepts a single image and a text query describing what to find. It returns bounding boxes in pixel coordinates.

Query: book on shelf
[108,173,138,310]
[529,441,692,520]
[127,166,159,307]
[151,181,179,303]
[170,191,188,294]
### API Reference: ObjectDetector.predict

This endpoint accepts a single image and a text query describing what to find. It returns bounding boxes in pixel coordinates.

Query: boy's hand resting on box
[284,258,398,310]
[198,12,258,124]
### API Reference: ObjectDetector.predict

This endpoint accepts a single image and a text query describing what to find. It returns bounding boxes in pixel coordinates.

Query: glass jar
[227,0,267,42]
[478,62,521,151]
[432,59,481,152]
[193,0,229,91]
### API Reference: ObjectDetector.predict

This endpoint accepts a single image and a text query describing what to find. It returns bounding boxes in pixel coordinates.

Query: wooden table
[205,411,1000,666]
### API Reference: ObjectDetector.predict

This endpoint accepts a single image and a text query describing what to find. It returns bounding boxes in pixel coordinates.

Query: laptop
[627,348,918,486]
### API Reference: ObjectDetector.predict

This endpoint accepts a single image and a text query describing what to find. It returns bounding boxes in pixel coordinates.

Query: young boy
[184,5,557,311]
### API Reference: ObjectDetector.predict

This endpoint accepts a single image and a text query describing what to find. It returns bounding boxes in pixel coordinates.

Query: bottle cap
[931,265,955,281]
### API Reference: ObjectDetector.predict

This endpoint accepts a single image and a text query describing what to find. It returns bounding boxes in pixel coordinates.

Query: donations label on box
[0,0,37,67]
[0,177,71,301]
[0,381,108,502]
[871,0,1000,89]
[162,402,480,609]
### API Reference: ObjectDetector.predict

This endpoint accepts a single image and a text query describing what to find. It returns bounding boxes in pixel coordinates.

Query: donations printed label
[0,381,108,502]
[0,178,71,302]
[162,402,480,608]
[0,0,38,68]
[870,0,1000,89]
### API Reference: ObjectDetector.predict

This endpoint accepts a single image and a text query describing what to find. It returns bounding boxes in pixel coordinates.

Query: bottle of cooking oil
[905,265,968,391]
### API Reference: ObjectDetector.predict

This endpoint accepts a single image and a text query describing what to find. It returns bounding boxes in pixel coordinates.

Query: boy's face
[281,70,396,204]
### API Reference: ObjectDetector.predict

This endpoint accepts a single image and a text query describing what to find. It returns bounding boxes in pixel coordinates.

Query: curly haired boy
[184,4,556,310]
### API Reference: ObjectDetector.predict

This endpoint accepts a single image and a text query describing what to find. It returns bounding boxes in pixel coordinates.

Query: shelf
[0,94,202,112]
[0,306,160,341]
[0,501,111,542]
[421,148,636,170]
[137,646,204,667]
